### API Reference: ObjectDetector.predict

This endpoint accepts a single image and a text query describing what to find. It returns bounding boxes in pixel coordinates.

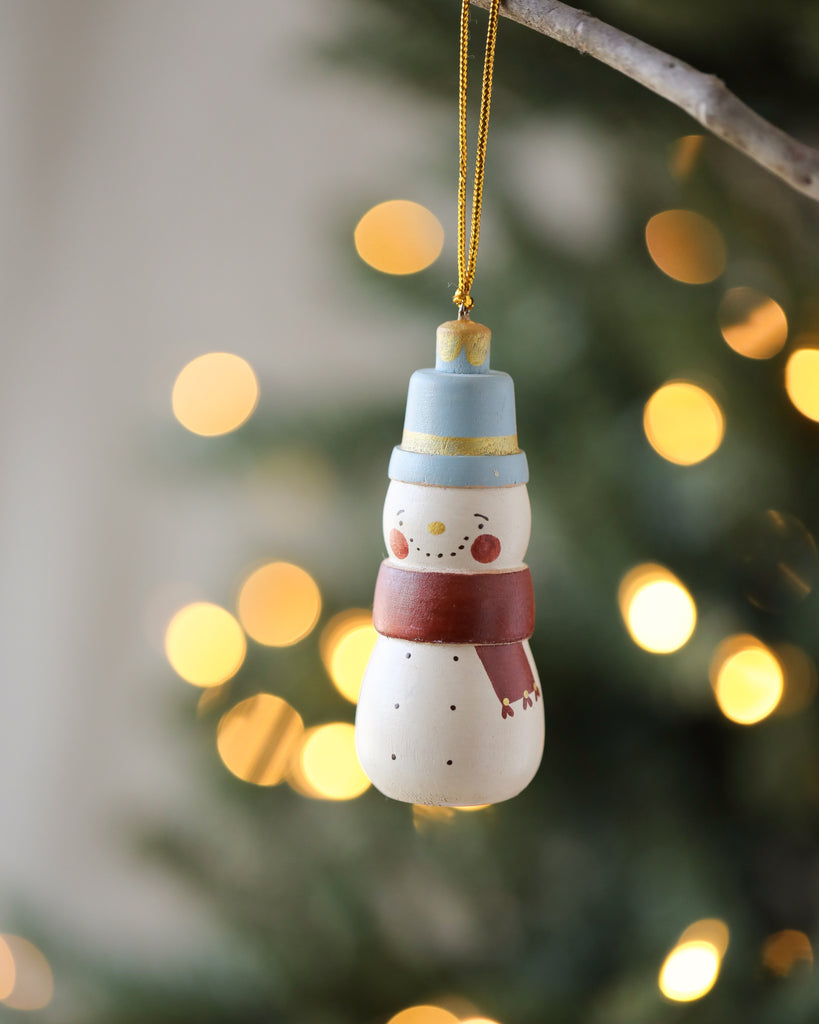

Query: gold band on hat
[401,430,520,457]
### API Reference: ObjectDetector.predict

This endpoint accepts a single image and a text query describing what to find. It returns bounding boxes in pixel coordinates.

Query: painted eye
[389,529,409,559]
[471,533,501,563]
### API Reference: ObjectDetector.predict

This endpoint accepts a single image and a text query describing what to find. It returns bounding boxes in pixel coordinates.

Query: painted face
[383,480,531,571]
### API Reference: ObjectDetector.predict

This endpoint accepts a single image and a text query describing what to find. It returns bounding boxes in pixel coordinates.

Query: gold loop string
[453,0,502,316]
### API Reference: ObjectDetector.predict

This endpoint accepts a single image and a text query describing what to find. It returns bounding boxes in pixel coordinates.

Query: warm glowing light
[645,209,726,284]
[354,200,444,275]
[387,1007,459,1024]
[710,635,784,724]
[462,1019,503,1024]
[237,562,321,647]
[0,938,14,1001]
[0,935,54,1011]
[412,803,490,832]
[785,342,819,422]
[718,287,788,359]
[298,723,370,800]
[172,352,259,436]
[618,564,696,654]
[762,929,813,977]
[659,940,721,1002]
[320,610,377,704]
[435,997,483,1021]
[678,919,730,958]
[643,381,724,466]
[165,602,246,687]
[217,694,304,786]
[413,804,456,832]
[669,134,705,181]
[286,750,323,799]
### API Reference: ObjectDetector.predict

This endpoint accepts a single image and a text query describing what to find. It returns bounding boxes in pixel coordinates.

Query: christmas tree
[9,1,819,1021]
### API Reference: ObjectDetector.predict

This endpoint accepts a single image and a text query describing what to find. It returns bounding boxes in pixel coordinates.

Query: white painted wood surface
[356,481,544,805]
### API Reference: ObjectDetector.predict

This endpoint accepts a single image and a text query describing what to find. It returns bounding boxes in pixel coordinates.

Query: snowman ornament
[355,318,544,806]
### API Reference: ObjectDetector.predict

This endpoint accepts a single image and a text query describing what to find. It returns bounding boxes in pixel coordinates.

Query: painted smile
[389,526,500,564]
[416,532,471,559]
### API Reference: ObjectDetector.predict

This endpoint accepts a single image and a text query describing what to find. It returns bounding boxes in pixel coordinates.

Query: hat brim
[388,446,529,487]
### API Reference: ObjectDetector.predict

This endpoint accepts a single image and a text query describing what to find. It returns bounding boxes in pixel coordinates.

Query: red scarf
[373,562,538,716]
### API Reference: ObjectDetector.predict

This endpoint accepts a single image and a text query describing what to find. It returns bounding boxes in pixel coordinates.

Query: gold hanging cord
[453,0,502,317]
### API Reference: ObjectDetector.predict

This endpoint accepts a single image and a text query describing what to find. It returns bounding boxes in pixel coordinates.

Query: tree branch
[471,0,819,202]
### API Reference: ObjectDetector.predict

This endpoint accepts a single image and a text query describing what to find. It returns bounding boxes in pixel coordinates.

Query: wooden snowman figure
[355,318,544,806]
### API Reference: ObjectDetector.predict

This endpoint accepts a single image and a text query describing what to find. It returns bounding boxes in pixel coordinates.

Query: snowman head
[383,318,531,572]
[383,479,531,572]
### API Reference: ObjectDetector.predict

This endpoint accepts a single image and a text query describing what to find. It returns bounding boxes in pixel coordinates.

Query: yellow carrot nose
[427,521,445,535]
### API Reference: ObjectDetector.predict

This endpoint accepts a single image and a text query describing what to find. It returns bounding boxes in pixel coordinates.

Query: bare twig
[471,0,819,202]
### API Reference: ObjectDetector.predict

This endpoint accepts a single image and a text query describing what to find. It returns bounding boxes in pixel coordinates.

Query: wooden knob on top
[436,319,491,373]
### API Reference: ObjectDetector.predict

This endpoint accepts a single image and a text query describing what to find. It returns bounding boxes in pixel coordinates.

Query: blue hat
[388,319,529,487]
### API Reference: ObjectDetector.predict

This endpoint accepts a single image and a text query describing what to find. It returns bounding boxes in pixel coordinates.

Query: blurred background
[2,0,819,1021]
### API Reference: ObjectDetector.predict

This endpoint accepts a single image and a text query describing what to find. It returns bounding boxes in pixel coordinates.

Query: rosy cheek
[389,529,409,559]
[471,533,501,563]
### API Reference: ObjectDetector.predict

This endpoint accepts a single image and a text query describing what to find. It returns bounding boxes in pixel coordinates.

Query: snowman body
[355,479,544,806]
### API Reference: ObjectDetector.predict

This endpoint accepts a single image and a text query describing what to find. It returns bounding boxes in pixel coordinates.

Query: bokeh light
[412,803,490,832]
[618,564,697,654]
[785,342,819,421]
[659,939,721,1002]
[643,381,724,465]
[669,134,705,181]
[296,723,370,801]
[678,919,730,957]
[320,610,377,704]
[0,938,14,1001]
[413,804,456,832]
[645,209,726,284]
[387,1006,459,1024]
[165,602,246,687]
[172,352,259,436]
[762,929,813,976]
[354,200,444,275]
[710,635,784,724]
[217,694,304,786]
[237,562,321,647]
[718,287,788,359]
[0,935,54,1011]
